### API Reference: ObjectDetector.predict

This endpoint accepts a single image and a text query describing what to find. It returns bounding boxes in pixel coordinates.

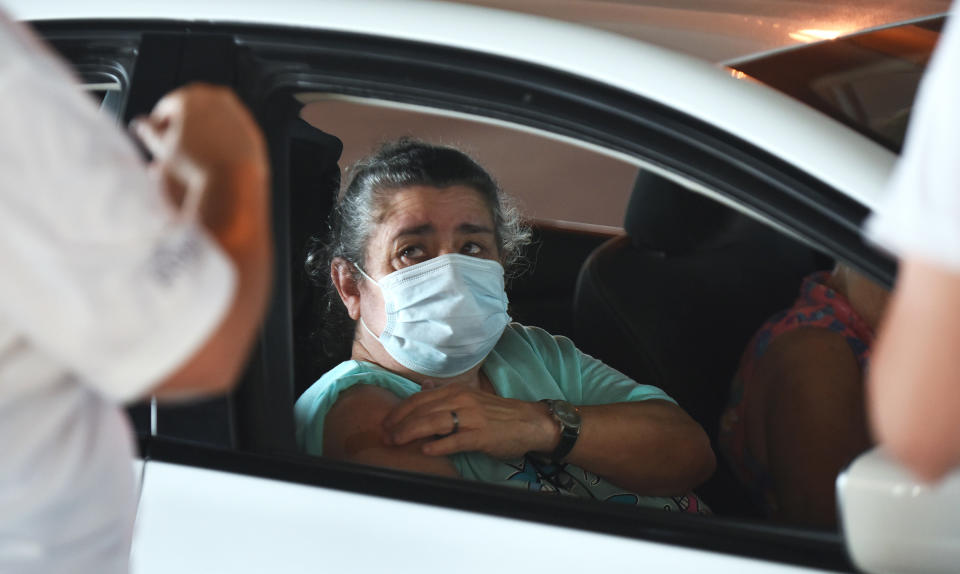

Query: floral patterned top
[717,271,874,514]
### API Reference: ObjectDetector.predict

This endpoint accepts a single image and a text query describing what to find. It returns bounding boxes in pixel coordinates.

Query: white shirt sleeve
[0,25,236,403]
[864,6,960,270]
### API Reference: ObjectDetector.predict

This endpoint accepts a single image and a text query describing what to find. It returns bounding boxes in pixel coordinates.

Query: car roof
[8,0,896,210]
[451,0,952,63]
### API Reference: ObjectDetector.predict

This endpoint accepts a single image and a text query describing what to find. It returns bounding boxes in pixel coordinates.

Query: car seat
[572,170,820,516]
[286,120,344,399]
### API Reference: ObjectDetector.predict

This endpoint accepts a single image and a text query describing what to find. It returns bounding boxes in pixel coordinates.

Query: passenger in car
[718,264,889,527]
[294,139,715,510]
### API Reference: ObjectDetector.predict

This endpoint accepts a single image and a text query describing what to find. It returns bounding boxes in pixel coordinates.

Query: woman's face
[355,184,500,345]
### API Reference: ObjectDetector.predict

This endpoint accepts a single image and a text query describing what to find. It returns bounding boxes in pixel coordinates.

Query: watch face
[552,400,581,427]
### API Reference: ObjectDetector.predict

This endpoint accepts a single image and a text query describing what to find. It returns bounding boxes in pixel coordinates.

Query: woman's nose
[436,246,458,257]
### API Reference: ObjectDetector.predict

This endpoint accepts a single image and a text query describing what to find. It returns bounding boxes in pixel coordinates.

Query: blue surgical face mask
[355,253,511,378]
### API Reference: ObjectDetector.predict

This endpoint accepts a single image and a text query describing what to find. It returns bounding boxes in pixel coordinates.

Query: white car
[8,1,956,572]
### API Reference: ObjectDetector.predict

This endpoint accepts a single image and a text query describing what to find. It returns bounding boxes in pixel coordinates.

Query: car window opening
[282,91,871,532]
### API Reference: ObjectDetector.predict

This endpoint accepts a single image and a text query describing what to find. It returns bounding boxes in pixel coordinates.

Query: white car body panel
[839,448,960,574]
[456,0,952,62]
[9,0,896,211]
[133,460,838,574]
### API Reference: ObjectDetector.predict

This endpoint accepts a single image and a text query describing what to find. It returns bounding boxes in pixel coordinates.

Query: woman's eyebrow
[393,223,434,239]
[457,223,494,234]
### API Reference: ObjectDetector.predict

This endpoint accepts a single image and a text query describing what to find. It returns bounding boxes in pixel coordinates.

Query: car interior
[572,171,823,516]
[263,93,835,520]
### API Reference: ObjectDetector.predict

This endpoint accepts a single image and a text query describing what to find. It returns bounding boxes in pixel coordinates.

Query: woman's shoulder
[497,323,577,356]
[294,360,422,454]
[295,360,419,418]
[297,360,373,399]
[490,323,585,389]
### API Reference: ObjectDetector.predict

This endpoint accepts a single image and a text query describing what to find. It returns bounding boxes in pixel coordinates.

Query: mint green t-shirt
[294,323,707,512]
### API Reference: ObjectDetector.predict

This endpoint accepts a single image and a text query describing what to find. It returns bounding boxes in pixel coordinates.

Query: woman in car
[718,264,889,527]
[295,139,714,510]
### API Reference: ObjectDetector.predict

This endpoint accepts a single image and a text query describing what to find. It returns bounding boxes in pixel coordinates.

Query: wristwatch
[540,399,582,464]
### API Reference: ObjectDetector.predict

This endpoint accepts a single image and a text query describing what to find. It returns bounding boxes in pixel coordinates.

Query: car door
[132,442,841,574]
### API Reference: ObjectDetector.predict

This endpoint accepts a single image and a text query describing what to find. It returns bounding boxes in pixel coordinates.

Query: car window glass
[732,16,945,151]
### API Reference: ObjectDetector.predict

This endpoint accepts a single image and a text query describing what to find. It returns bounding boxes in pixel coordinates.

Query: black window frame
[42,30,137,120]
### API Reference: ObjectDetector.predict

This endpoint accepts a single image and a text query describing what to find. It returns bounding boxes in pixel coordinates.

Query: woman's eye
[399,246,425,261]
[461,242,482,256]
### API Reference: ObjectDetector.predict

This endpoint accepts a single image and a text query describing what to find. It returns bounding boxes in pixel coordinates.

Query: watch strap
[541,399,581,464]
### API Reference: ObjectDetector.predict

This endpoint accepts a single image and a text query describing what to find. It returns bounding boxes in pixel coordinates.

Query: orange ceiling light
[789,28,855,43]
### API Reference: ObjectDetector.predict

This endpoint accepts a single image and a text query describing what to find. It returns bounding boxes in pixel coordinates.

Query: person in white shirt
[865,3,960,483]
[0,13,272,574]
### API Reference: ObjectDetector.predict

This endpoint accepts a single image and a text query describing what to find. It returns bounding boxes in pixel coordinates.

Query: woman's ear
[331,257,362,320]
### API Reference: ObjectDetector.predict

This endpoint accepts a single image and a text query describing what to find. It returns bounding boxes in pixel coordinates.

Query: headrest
[624,171,734,255]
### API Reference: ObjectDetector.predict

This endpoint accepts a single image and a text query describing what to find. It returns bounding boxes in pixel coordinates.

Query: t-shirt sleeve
[294,362,422,456]
[515,324,675,406]
[0,43,235,403]
[864,9,960,270]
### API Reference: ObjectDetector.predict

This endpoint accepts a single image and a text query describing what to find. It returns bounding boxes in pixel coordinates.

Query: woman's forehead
[377,185,494,230]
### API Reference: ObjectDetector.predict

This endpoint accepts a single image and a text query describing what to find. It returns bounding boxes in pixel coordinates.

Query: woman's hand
[382,385,715,496]
[382,384,558,460]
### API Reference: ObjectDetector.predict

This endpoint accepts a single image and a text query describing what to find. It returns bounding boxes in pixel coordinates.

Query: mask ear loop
[352,262,382,339]
[359,317,380,340]
[352,261,378,285]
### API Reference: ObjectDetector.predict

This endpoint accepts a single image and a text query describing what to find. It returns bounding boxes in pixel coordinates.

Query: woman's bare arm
[323,385,460,477]
[382,384,714,495]
[564,400,715,496]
